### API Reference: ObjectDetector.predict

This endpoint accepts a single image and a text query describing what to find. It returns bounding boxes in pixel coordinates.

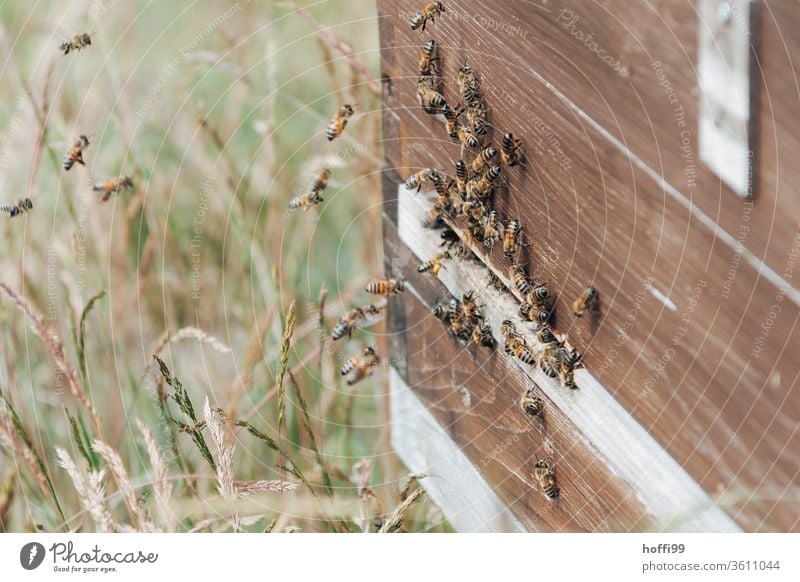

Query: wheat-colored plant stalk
[236,480,299,495]
[55,447,119,532]
[378,487,425,533]
[154,326,232,356]
[135,419,176,531]
[93,440,155,532]
[276,300,296,434]
[204,399,236,501]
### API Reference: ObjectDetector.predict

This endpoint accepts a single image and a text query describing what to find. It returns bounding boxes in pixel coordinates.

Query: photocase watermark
[640,279,707,400]
[652,61,696,192]
[556,9,629,77]
[190,176,215,300]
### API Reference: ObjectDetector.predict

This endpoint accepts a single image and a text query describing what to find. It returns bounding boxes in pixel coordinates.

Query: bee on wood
[422,201,446,229]
[501,132,523,166]
[364,278,405,296]
[503,218,523,259]
[518,302,550,325]
[510,264,533,295]
[417,77,447,113]
[457,64,482,107]
[501,320,536,365]
[410,2,445,31]
[417,251,450,277]
[539,346,560,378]
[479,210,500,249]
[442,104,463,140]
[326,104,355,141]
[453,159,468,194]
[456,123,481,149]
[340,346,381,386]
[439,228,459,249]
[533,459,560,500]
[331,304,382,341]
[470,323,495,348]
[59,33,92,55]
[429,170,452,209]
[93,176,134,201]
[572,286,599,317]
[289,167,331,211]
[405,168,434,193]
[485,272,507,293]
[519,390,544,418]
[460,290,482,323]
[525,285,550,307]
[557,346,581,389]
[432,299,452,323]
[418,39,440,76]
[465,105,489,136]
[464,199,486,227]
[470,146,497,175]
[560,367,577,390]
[1,197,33,218]
[63,135,90,170]
[535,325,560,346]
[469,165,501,199]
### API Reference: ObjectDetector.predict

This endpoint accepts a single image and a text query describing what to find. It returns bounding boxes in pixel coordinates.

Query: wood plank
[378,3,800,531]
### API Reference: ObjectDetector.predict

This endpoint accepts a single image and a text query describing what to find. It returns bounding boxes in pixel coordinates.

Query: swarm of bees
[327,104,355,141]
[431,290,495,349]
[341,346,381,386]
[59,33,92,55]
[93,175,134,202]
[288,167,331,212]
[410,2,446,32]
[1,198,33,219]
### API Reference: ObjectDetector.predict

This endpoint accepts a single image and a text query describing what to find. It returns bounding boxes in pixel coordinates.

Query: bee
[465,105,488,135]
[440,228,460,249]
[59,33,92,55]
[418,39,440,76]
[457,65,482,106]
[331,304,382,341]
[533,460,560,500]
[539,347,560,378]
[464,199,486,226]
[422,202,446,229]
[326,104,355,141]
[405,168,434,193]
[470,146,497,175]
[485,272,507,293]
[63,135,90,170]
[364,278,405,296]
[519,390,544,418]
[93,176,134,201]
[442,104,463,140]
[410,2,445,31]
[1,197,33,218]
[470,165,501,198]
[501,132,523,166]
[517,302,549,325]
[510,264,533,295]
[557,346,581,390]
[340,346,381,386]
[480,210,501,249]
[432,299,452,323]
[470,323,495,348]
[417,251,450,276]
[525,286,550,307]
[456,123,481,148]
[500,320,536,365]
[572,286,599,317]
[289,167,331,211]
[503,218,522,258]
[536,325,560,346]
[561,367,577,390]
[417,77,447,113]
[449,314,471,340]
[460,290,482,323]
[453,159,468,193]
[429,171,452,209]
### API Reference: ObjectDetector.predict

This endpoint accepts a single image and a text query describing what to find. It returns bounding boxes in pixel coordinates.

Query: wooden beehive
[378,0,800,532]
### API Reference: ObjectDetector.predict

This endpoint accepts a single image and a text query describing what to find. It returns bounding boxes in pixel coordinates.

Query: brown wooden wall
[378,0,800,531]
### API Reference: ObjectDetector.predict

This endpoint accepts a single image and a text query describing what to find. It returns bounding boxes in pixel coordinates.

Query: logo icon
[20,542,46,570]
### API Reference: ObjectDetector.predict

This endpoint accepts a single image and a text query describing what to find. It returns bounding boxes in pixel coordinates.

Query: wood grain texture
[379,0,800,531]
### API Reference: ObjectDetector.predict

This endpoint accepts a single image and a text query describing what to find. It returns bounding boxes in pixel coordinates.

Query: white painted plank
[396,183,740,532]
[390,369,527,533]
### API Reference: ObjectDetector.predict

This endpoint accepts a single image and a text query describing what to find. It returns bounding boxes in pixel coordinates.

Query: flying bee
[470,146,497,174]
[456,123,481,148]
[510,264,533,295]
[503,218,523,258]
[405,168,434,193]
[326,104,355,141]
[536,325,560,346]
[63,135,90,170]
[1,197,33,218]
[417,77,447,113]
[501,132,523,166]
[470,323,495,348]
[572,286,599,317]
[289,168,330,211]
[417,251,450,277]
[331,304,382,341]
[422,202,446,229]
[533,460,560,500]
[418,39,440,76]
[539,347,560,378]
[93,175,134,201]
[59,32,92,55]
[442,104,463,140]
[519,390,544,418]
[481,210,501,249]
[365,278,405,296]
[340,346,381,386]
[410,2,445,31]
[439,228,460,249]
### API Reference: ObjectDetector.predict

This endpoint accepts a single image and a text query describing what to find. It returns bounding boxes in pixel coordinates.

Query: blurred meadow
[0,0,448,532]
